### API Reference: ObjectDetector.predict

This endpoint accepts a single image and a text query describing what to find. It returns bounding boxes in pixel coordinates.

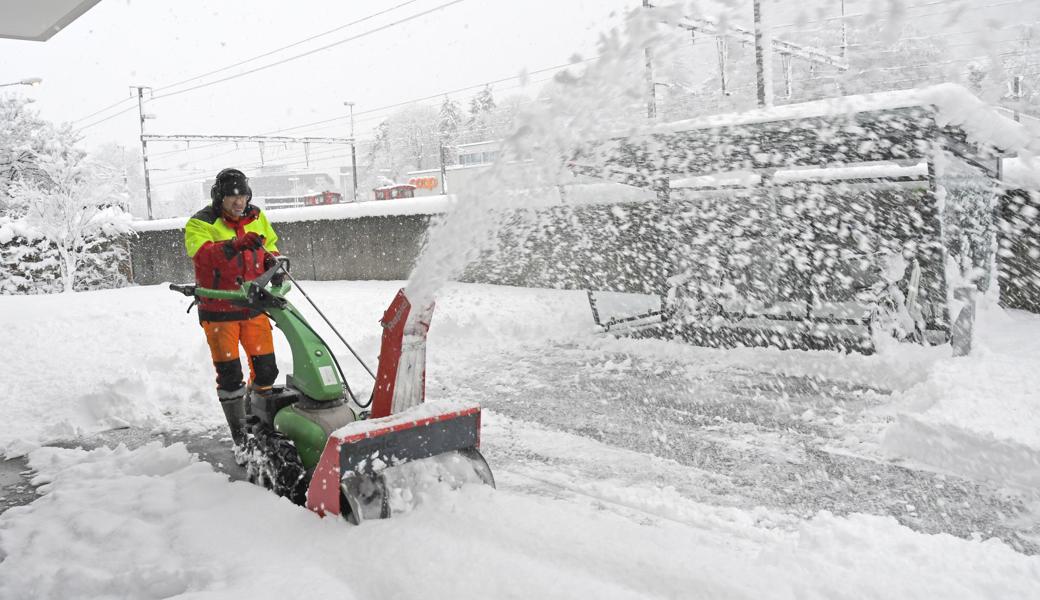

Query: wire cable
[151,0,466,102]
[73,96,135,124]
[153,0,427,93]
[76,105,138,132]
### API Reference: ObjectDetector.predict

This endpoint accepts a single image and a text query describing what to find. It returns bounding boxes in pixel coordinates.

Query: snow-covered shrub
[3,155,134,294]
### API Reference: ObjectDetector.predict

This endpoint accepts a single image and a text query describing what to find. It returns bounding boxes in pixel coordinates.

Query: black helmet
[210,168,252,210]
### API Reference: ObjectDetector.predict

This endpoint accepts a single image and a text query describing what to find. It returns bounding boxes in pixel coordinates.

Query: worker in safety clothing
[184,168,281,446]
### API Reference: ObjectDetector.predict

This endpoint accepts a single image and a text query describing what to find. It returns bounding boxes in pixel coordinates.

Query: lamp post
[343,101,358,202]
[0,77,42,88]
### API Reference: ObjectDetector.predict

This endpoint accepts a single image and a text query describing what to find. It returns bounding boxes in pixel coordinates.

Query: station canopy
[0,0,102,42]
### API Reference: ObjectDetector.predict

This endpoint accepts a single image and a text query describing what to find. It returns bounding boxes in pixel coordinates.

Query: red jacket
[184,205,280,322]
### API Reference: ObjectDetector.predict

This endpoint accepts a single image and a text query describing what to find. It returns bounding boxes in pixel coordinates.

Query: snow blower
[170,256,494,524]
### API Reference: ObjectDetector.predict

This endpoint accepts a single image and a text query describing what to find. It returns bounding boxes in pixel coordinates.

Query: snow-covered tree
[362,105,441,183]
[438,96,463,142]
[0,95,80,212]
[89,143,146,216]
[464,85,499,143]
[173,184,203,215]
[438,96,463,166]
[469,85,496,119]
[7,154,133,293]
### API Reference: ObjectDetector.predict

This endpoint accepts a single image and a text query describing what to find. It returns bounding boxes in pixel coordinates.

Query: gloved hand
[226,232,264,254]
[264,254,285,287]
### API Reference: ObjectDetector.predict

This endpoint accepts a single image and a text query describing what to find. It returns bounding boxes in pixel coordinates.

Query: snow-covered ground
[2,281,1040,598]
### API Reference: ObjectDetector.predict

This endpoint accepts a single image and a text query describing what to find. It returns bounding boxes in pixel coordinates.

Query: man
[184,168,280,445]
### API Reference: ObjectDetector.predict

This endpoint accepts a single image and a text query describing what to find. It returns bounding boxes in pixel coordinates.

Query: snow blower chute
[170,257,494,524]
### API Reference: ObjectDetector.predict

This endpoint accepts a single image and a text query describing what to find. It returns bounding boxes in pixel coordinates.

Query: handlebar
[168,256,291,306]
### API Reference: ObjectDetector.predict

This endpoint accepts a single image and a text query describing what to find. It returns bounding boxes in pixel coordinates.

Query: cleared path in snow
[439,342,1040,554]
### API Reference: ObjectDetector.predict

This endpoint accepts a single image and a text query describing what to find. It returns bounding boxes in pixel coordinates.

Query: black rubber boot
[219,393,248,446]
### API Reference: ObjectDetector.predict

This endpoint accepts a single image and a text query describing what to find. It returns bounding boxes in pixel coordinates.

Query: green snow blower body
[170,257,494,523]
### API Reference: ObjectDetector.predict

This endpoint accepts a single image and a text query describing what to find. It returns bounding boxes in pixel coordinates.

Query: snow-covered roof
[646,84,1038,156]
[456,139,502,150]
[771,162,929,183]
[575,84,1040,187]
[670,171,760,188]
[666,163,929,190]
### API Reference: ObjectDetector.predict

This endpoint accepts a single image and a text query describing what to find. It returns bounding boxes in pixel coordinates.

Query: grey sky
[1,0,1030,206]
[1,0,632,144]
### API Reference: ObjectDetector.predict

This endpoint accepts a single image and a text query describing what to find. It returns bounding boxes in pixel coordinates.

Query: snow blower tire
[242,423,309,506]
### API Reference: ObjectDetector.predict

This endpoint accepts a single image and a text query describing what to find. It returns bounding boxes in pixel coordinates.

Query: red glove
[228,232,264,253]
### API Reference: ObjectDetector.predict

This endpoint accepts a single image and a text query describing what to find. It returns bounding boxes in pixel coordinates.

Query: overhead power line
[270,55,602,135]
[71,0,435,130]
[141,134,352,144]
[143,56,598,160]
[150,0,467,101]
[73,96,135,124]
[76,105,138,132]
[152,0,427,94]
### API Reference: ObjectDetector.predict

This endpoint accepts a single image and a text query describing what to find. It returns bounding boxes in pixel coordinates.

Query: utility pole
[439,140,449,195]
[840,0,848,61]
[132,86,154,220]
[753,0,773,107]
[643,0,657,119]
[682,14,843,105]
[716,36,729,97]
[1013,75,1024,122]
[344,101,359,202]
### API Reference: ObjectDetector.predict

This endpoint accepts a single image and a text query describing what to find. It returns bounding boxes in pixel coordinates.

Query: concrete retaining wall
[130,213,432,285]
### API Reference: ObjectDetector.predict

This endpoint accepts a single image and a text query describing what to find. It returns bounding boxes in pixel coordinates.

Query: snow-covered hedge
[0,218,131,295]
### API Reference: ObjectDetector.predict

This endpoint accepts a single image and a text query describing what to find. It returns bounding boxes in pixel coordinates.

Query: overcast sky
[1,0,1030,204]
[1,0,634,143]
[0,0,654,197]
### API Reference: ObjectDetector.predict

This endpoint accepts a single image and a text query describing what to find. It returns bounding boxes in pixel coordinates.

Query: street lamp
[343,101,358,203]
[0,77,42,88]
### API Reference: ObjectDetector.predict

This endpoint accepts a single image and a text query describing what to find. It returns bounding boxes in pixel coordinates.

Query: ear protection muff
[210,168,252,207]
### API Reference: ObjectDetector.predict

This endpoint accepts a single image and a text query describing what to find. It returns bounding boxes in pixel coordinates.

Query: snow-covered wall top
[132,195,456,232]
[131,184,662,232]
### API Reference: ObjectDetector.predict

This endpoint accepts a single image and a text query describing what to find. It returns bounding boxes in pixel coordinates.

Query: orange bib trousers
[201,314,278,395]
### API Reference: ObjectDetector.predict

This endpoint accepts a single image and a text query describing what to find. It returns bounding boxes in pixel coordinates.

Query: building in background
[200,168,342,210]
[373,183,416,200]
[407,139,503,198]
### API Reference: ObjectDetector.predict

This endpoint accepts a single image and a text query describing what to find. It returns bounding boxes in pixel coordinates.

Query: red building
[373,184,416,201]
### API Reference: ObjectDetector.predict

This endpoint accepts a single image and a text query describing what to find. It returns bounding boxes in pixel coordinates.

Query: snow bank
[4,282,1040,596]
[0,281,406,457]
[879,302,1040,487]
[883,414,1040,490]
[2,429,1039,599]
[1001,155,1040,189]
[0,281,596,457]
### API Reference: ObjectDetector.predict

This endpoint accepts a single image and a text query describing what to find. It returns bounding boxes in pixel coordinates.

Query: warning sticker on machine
[319,365,338,386]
